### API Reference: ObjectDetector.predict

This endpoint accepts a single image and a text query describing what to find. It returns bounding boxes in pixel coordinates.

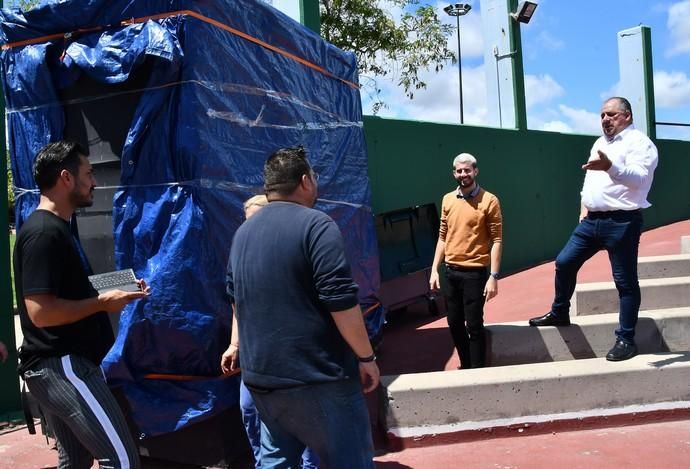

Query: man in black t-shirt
[14,141,148,469]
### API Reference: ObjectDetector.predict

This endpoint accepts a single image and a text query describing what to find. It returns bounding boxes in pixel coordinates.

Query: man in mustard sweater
[430,153,503,369]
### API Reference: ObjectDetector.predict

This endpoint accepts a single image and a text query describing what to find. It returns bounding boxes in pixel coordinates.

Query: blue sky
[362,0,690,141]
[5,1,688,140]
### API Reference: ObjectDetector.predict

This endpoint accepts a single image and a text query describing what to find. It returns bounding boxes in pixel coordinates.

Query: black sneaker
[606,340,638,361]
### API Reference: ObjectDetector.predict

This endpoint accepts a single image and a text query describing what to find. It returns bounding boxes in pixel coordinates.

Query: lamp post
[444,3,472,124]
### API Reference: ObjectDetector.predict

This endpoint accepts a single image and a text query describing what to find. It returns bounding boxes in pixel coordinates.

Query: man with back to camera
[14,140,149,469]
[529,97,658,362]
[224,193,320,469]
[221,146,379,468]
[429,153,503,369]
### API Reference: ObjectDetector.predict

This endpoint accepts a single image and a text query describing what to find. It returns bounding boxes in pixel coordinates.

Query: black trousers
[444,265,488,368]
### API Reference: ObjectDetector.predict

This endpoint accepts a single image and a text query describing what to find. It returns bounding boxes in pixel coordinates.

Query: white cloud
[599,81,624,103]
[435,0,484,60]
[359,0,485,118]
[360,2,488,122]
[599,70,690,110]
[666,1,690,57]
[524,74,564,108]
[376,0,405,23]
[361,62,488,125]
[540,121,573,133]
[530,105,599,135]
[657,125,690,141]
[654,70,690,108]
[535,31,565,51]
[558,105,600,135]
[524,30,566,61]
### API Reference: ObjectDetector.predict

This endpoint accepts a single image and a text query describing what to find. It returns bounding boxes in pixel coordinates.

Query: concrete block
[638,254,690,279]
[655,309,690,351]
[682,236,690,254]
[572,276,690,316]
[486,308,690,366]
[383,351,690,431]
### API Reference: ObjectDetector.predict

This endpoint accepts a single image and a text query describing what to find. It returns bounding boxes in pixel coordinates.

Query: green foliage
[5,153,13,219]
[9,231,16,307]
[19,0,40,11]
[320,0,455,113]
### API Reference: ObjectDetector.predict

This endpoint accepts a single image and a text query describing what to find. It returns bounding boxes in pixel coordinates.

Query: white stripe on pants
[22,354,139,469]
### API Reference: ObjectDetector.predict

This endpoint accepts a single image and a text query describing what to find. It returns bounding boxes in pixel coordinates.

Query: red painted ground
[376,219,690,375]
[370,218,690,468]
[374,418,690,468]
[1,219,688,468]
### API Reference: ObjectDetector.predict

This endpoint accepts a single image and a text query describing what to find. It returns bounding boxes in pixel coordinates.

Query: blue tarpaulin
[1,0,384,437]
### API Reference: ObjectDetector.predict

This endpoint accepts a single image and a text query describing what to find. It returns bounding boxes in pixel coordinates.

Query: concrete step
[638,254,690,279]
[383,351,690,436]
[384,309,690,438]
[486,308,690,367]
[572,276,690,316]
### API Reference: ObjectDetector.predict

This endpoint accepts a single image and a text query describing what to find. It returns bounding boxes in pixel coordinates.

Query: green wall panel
[364,116,690,274]
[646,138,690,228]
[1,96,21,415]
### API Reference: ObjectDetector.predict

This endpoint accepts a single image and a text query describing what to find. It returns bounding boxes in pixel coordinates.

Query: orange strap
[1,25,104,50]
[144,368,240,381]
[2,9,359,90]
[362,302,381,317]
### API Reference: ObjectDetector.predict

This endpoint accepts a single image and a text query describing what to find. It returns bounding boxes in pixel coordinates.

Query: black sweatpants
[23,354,139,469]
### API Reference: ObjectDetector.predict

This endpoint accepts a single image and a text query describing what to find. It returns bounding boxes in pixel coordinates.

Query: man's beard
[456,176,474,188]
[69,188,94,208]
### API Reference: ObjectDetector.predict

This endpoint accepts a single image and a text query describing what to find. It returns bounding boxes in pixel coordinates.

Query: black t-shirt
[13,210,114,374]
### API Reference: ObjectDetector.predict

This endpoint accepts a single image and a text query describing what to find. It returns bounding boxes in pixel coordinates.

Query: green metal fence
[365,115,690,273]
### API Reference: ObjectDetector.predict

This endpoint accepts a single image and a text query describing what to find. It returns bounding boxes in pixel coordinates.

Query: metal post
[299,0,320,35]
[456,15,464,124]
[443,4,471,125]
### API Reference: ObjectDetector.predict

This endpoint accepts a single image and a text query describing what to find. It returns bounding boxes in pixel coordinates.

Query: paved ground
[374,418,690,468]
[376,218,690,375]
[1,219,689,468]
[371,218,690,468]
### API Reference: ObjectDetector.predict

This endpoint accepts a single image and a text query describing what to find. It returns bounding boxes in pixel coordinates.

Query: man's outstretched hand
[582,150,612,172]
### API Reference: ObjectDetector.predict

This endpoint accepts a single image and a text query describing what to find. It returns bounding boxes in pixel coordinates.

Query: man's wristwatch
[358,353,376,363]
[490,272,500,279]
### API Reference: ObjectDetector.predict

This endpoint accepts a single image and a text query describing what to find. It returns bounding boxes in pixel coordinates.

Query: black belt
[587,209,641,220]
[445,263,486,272]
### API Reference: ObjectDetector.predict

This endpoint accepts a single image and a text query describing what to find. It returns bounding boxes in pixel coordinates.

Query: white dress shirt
[581,125,658,212]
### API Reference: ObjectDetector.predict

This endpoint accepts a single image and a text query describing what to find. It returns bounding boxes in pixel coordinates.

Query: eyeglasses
[311,172,320,182]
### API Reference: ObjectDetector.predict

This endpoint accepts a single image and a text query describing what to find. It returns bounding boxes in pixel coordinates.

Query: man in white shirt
[529,97,658,361]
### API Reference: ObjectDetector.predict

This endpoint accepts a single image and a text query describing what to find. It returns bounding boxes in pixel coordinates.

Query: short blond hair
[453,153,477,168]
[243,194,268,214]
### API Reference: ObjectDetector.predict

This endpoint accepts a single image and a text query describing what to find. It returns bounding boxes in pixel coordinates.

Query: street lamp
[444,3,472,124]
[511,1,538,24]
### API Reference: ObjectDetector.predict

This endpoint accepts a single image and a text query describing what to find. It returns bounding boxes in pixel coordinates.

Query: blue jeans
[249,379,374,469]
[551,210,643,343]
[240,380,319,468]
